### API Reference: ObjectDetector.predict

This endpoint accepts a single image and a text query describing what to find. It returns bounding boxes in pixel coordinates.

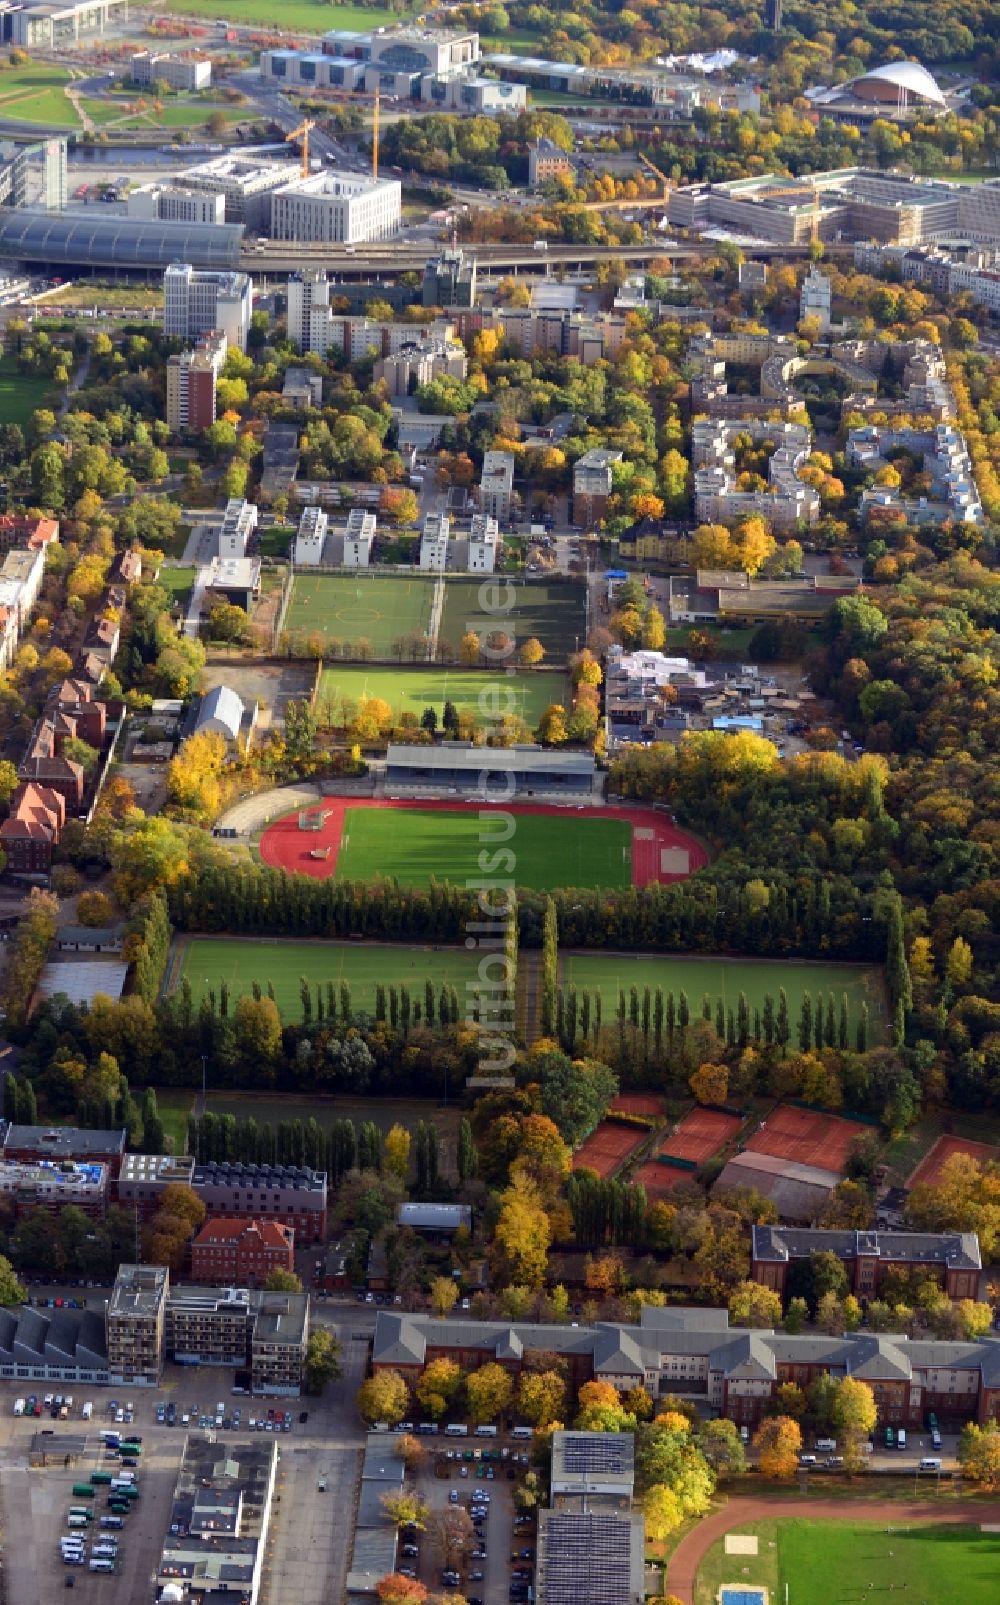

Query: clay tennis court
[259,797,707,889]
[632,1158,699,1197]
[572,1120,647,1178]
[660,1106,744,1164]
[746,1103,868,1172]
[610,1093,665,1119]
[908,1133,1000,1189]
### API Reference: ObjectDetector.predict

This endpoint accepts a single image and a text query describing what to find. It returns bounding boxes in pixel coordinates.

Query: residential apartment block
[573,448,622,528]
[190,1218,296,1286]
[293,504,329,567]
[480,450,515,522]
[751,1226,982,1303]
[166,331,227,434]
[467,513,499,574]
[190,1161,328,1243]
[0,1158,107,1218]
[107,1264,169,1387]
[373,1295,1000,1431]
[692,417,821,532]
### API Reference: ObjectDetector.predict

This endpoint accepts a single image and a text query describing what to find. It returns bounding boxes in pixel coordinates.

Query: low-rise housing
[419,511,450,571]
[282,365,323,409]
[293,504,329,567]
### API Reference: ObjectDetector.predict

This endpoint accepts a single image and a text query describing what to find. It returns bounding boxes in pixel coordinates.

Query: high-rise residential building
[799,264,832,331]
[166,331,227,433]
[419,512,450,572]
[423,248,477,308]
[287,269,332,355]
[480,450,515,522]
[293,505,329,566]
[163,262,252,351]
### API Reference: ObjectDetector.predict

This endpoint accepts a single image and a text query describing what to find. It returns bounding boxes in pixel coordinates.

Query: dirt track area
[665,1495,1000,1604]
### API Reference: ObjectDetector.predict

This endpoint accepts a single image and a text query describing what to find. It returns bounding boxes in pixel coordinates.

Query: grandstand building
[385,743,595,798]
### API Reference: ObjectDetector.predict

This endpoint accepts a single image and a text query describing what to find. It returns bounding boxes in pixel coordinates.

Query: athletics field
[259,799,706,891]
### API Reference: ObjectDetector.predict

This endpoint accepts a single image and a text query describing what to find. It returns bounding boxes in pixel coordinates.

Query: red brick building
[751,1226,982,1304]
[191,1218,296,1286]
[0,781,65,873]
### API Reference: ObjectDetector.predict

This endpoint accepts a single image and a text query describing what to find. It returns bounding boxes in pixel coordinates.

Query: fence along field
[174,935,481,1020]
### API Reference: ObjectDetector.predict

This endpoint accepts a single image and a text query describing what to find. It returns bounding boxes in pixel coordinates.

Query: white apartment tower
[163,263,252,351]
[343,508,376,568]
[287,270,333,356]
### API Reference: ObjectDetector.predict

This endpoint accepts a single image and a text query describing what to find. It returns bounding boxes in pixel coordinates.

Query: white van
[512,1426,534,1440]
[475,1424,497,1437]
[90,1559,115,1572]
[920,1457,942,1471]
[445,1423,468,1437]
[67,1515,89,1529]
[816,1437,837,1452]
[13,1398,24,1416]
[897,1429,907,1450]
[82,1401,93,1420]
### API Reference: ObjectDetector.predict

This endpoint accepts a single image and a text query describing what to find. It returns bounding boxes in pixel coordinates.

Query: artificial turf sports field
[334,807,632,890]
[175,936,480,1019]
[561,953,887,1041]
[439,578,587,661]
[317,664,563,727]
[694,1517,999,1605]
[285,573,433,653]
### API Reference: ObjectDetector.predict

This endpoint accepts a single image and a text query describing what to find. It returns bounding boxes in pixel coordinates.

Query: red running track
[259,797,708,888]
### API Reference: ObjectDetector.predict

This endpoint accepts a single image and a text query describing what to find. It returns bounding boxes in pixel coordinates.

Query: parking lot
[404,1438,537,1605]
[0,1308,370,1605]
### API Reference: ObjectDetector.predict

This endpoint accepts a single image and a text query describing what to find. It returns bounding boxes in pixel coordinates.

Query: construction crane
[285,118,316,179]
[638,152,670,199]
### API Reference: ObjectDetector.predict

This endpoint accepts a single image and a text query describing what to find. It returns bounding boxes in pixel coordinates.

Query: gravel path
[666,1494,1000,1604]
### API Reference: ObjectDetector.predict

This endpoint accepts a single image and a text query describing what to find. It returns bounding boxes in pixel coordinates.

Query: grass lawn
[440,578,587,663]
[562,952,888,1042]
[176,935,481,1019]
[48,285,163,308]
[0,357,57,426]
[694,1518,779,1605]
[0,64,78,126]
[146,1088,194,1154]
[121,100,249,130]
[259,525,295,559]
[286,572,434,655]
[155,566,197,609]
[664,624,760,656]
[775,1518,998,1605]
[317,663,562,728]
[165,0,409,30]
[336,807,632,891]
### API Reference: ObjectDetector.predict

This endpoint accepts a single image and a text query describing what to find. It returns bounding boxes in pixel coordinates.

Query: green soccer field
[317,664,563,728]
[693,1518,998,1605]
[285,573,434,655]
[335,808,632,891]
[176,936,481,1019]
[562,953,887,1041]
[439,579,587,663]
[166,0,408,29]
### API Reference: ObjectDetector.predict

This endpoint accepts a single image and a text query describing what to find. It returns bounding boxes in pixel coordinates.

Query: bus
[71,1484,95,1499]
[90,1471,113,1485]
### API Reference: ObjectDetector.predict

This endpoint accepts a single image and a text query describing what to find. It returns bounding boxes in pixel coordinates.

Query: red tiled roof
[193,1217,294,1249]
